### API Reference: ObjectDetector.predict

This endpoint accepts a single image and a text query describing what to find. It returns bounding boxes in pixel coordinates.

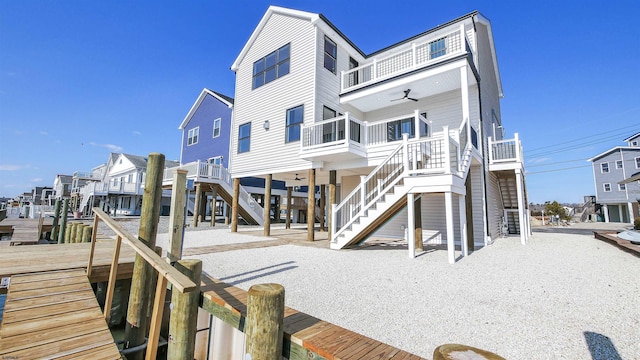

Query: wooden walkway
[0,217,50,245]
[200,274,424,359]
[0,269,121,359]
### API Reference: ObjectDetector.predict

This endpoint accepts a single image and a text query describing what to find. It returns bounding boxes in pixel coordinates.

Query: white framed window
[213,118,221,138]
[619,183,626,191]
[603,183,611,192]
[323,36,337,73]
[187,127,199,146]
[208,156,222,165]
[600,162,609,173]
[636,156,640,168]
[633,141,638,146]
[616,160,623,169]
[238,122,251,153]
[429,37,447,59]
[127,174,133,183]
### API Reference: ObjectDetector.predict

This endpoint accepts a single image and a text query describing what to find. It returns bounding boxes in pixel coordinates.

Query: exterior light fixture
[263,120,270,130]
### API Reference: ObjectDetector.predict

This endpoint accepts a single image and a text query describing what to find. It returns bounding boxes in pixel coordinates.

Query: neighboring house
[588,132,640,223]
[74,153,178,216]
[228,6,529,262]
[164,88,308,225]
[53,174,73,200]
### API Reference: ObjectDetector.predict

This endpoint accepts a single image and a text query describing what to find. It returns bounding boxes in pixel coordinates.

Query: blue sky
[1,0,638,204]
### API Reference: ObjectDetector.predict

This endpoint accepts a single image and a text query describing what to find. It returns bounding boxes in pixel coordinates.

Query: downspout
[471,16,492,242]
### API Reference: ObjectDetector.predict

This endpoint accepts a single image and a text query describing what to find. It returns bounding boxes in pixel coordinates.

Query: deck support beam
[210,185,218,227]
[307,169,315,241]
[414,195,423,251]
[264,174,272,237]
[167,259,202,360]
[231,178,240,232]
[320,184,326,231]
[193,184,201,228]
[328,170,336,240]
[515,169,526,245]
[459,194,468,257]
[285,187,292,230]
[445,191,455,264]
[407,193,415,258]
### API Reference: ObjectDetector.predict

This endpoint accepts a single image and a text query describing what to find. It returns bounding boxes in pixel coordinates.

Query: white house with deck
[229,6,529,262]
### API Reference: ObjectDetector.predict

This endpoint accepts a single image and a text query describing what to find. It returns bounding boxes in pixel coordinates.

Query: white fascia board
[475,14,503,98]
[622,132,640,142]
[179,88,233,130]
[587,146,625,162]
[231,6,320,71]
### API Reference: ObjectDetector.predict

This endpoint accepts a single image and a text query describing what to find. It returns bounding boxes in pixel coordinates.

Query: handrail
[88,207,197,293]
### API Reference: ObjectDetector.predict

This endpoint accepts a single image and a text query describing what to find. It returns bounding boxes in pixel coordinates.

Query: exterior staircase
[331,122,473,249]
[498,176,520,234]
[163,162,264,226]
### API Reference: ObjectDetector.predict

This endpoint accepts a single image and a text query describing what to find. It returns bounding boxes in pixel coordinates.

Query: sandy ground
[92,217,640,359]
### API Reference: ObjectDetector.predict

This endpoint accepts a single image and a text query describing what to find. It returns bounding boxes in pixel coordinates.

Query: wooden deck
[0,241,137,283]
[0,217,53,245]
[200,274,424,359]
[0,269,121,359]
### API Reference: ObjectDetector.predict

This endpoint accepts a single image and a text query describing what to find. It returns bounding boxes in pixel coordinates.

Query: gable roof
[119,153,180,170]
[179,88,234,130]
[588,146,640,162]
[230,6,502,97]
[623,132,640,143]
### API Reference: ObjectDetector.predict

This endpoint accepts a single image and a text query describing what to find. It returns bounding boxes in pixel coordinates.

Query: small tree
[544,201,569,221]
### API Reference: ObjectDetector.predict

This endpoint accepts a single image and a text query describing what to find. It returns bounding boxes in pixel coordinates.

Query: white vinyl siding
[231,13,316,177]
[486,171,502,240]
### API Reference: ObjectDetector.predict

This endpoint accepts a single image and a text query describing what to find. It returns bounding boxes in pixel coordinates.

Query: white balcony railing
[341,27,467,92]
[488,133,523,164]
[300,111,431,157]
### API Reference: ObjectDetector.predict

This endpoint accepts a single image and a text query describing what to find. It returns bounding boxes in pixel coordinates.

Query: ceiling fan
[391,89,418,102]
[286,173,306,181]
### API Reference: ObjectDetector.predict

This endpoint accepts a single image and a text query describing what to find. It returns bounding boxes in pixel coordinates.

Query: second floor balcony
[488,134,524,171]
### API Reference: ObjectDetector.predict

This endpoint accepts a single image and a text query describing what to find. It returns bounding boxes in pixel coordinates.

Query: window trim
[615,160,623,169]
[323,36,337,74]
[187,127,199,146]
[619,183,626,191]
[600,162,609,173]
[636,156,640,169]
[208,156,222,165]
[252,43,290,89]
[213,118,221,138]
[285,105,304,143]
[238,122,251,153]
[603,183,611,192]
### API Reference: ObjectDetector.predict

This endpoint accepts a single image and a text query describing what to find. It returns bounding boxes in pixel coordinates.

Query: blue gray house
[588,132,640,223]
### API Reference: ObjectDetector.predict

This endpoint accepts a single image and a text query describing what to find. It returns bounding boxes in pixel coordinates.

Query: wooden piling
[82,225,92,243]
[193,184,201,228]
[414,196,423,251]
[307,169,315,242]
[64,223,72,243]
[58,199,69,244]
[123,153,165,360]
[264,174,272,236]
[210,185,218,227]
[167,259,202,360]
[320,184,326,231]
[285,187,292,230]
[328,170,336,239]
[168,169,187,263]
[70,223,79,243]
[231,178,240,232]
[75,223,85,243]
[51,199,61,242]
[245,283,285,360]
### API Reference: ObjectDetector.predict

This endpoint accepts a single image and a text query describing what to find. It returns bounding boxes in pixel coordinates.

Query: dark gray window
[238,123,251,153]
[285,105,304,143]
[600,163,609,173]
[253,44,290,89]
[429,37,446,59]
[387,118,414,141]
[324,37,337,73]
[603,183,611,192]
[323,106,337,120]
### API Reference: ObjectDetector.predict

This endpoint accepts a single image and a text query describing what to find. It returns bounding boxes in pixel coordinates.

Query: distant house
[228,6,529,261]
[588,132,640,223]
[53,174,73,200]
[73,153,178,216]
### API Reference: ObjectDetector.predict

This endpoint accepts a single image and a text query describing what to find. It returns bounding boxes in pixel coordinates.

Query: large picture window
[213,118,221,138]
[285,105,304,143]
[187,127,199,146]
[387,118,415,142]
[324,37,337,73]
[238,123,251,153]
[253,44,290,89]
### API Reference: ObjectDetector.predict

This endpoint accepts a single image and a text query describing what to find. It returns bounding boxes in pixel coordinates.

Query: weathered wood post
[231,178,240,232]
[51,199,61,242]
[245,283,285,360]
[307,169,315,242]
[328,170,336,239]
[64,223,72,243]
[58,199,69,244]
[320,184,326,231]
[414,196,423,251]
[75,223,85,243]
[123,153,165,360]
[168,169,187,263]
[167,259,202,359]
[210,185,218,227]
[82,225,92,243]
[224,203,230,225]
[193,184,201,228]
[70,222,79,243]
[264,174,272,236]
[285,187,292,230]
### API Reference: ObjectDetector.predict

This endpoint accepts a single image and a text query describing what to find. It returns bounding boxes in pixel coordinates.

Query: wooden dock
[200,275,424,359]
[0,217,54,245]
[0,269,121,359]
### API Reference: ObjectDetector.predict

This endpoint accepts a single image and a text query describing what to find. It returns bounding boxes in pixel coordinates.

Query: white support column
[460,66,470,148]
[603,205,610,223]
[628,202,635,224]
[618,204,624,223]
[407,193,415,259]
[402,133,410,171]
[443,126,451,174]
[459,193,468,257]
[488,136,494,165]
[345,112,351,143]
[515,133,521,163]
[445,191,455,264]
[515,169,526,245]
[414,109,420,139]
